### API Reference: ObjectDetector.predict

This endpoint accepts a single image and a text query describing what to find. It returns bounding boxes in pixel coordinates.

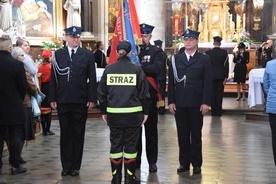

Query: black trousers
[158,79,166,113]
[269,113,276,166]
[0,124,23,168]
[0,132,3,168]
[109,126,140,156]
[211,79,224,115]
[137,91,158,165]
[174,107,203,168]
[57,103,87,171]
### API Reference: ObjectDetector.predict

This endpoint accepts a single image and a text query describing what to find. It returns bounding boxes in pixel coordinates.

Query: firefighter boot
[110,158,123,184]
[124,158,140,184]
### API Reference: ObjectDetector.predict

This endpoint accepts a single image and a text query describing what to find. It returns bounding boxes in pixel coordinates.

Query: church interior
[2,1,276,183]
[0,0,275,119]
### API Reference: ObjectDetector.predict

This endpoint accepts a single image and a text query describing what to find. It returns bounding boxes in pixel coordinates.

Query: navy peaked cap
[154,39,163,46]
[140,23,155,35]
[213,36,222,43]
[182,29,200,39]
[64,26,82,36]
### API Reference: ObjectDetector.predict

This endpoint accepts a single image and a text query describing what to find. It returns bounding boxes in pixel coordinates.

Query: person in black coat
[94,41,107,68]
[258,39,273,68]
[233,42,249,101]
[206,36,229,116]
[168,29,212,175]
[136,23,165,173]
[0,35,28,175]
[154,39,167,115]
[49,26,97,177]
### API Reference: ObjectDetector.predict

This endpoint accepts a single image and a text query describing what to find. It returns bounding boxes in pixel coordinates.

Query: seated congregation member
[11,47,37,165]
[97,41,151,183]
[38,50,55,136]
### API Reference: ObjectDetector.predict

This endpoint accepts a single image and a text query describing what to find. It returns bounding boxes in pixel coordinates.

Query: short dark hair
[96,41,103,49]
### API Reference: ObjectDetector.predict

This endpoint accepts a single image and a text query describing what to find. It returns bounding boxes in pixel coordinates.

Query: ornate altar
[196,0,235,42]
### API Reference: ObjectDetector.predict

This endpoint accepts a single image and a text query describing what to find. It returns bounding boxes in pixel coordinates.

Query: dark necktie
[189,55,192,61]
[71,49,75,60]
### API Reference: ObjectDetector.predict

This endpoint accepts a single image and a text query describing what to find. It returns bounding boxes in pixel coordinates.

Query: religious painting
[11,0,62,45]
[108,0,119,34]
[209,5,222,27]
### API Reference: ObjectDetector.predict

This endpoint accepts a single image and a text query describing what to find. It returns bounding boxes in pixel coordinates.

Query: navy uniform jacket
[0,51,27,125]
[49,47,97,104]
[139,44,164,91]
[157,50,167,81]
[168,51,212,108]
[206,47,229,79]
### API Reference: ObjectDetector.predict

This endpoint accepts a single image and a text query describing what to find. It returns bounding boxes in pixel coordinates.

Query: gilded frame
[12,0,63,45]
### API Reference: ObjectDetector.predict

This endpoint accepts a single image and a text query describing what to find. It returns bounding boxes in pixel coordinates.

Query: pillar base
[81,31,94,36]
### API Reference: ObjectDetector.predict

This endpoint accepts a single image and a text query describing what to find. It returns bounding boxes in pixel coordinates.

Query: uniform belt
[106,106,142,113]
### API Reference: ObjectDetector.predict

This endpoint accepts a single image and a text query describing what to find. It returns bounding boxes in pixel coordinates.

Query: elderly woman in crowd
[11,46,37,164]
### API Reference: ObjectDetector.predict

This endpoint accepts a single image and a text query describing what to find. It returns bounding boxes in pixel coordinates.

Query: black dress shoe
[177,165,189,173]
[61,169,70,176]
[70,170,80,176]
[193,167,201,174]
[47,131,55,135]
[149,164,157,172]
[11,166,27,175]
[19,157,27,164]
[236,97,241,101]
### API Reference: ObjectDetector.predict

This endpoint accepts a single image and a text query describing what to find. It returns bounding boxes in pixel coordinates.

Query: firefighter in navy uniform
[97,41,151,184]
[168,29,212,175]
[136,23,165,172]
[49,26,97,177]
[206,36,229,116]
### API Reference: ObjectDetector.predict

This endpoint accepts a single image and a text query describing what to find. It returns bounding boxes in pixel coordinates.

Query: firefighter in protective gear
[97,40,151,184]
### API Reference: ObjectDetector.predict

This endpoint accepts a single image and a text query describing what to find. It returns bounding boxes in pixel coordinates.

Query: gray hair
[11,47,25,59]
[0,35,12,51]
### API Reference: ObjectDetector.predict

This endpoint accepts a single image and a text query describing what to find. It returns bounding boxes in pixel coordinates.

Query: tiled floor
[0,98,275,184]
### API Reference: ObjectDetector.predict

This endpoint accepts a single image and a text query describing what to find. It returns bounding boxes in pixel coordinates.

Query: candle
[199,14,201,23]
[243,13,246,29]
[236,14,240,29]
[230,14,232,30]
[186,15,188,29]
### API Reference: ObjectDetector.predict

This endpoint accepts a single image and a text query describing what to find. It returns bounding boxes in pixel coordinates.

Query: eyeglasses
[183,37,197,41]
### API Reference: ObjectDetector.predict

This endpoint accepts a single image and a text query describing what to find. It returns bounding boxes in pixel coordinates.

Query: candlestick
[243,13,246,29]
[230,14,233,30]
[204,14,207,30]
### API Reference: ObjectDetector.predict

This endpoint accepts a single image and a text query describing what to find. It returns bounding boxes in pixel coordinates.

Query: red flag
[128,0,142,44]
[108,3,125,64]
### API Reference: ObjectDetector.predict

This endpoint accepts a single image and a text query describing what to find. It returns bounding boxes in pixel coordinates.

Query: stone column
[81,0,92,35]
[135,0,166,46]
